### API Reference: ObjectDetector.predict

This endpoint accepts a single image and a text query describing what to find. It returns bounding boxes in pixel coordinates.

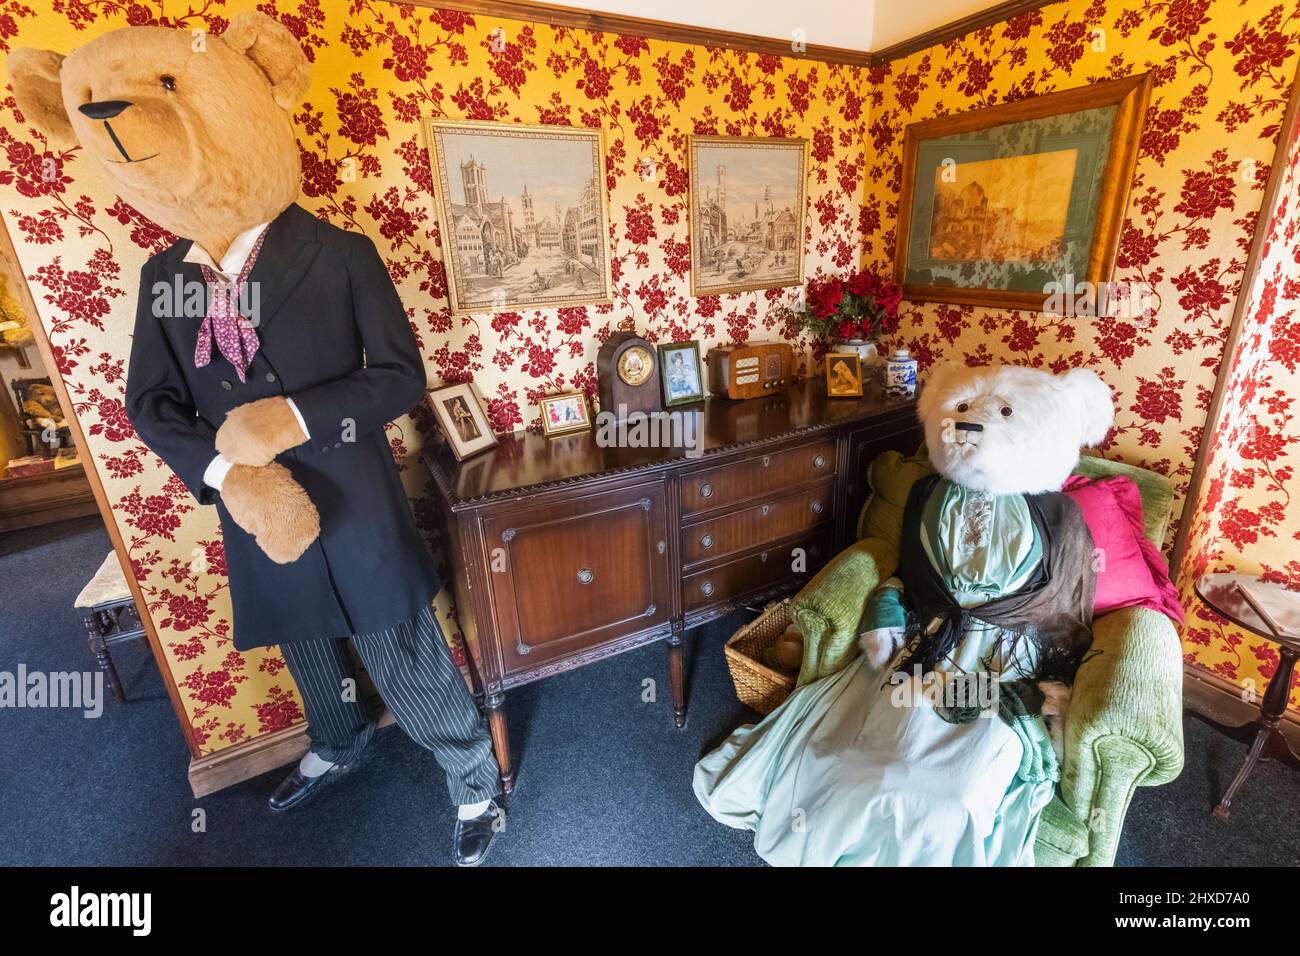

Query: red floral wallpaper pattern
[0,0,870,753]
[2,0,1297,753]
[1179,81,1300,709]
[859,0,1300,705]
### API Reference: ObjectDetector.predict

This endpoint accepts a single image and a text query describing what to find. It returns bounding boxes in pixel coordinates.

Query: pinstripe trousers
[280,605,500,805]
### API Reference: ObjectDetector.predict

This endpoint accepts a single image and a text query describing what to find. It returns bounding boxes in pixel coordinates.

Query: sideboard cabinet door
[482,480,670,676]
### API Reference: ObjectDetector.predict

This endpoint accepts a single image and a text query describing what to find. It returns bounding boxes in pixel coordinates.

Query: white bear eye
[1000,406,1013,417]
[161,75,177,92]
[956,402,969,413]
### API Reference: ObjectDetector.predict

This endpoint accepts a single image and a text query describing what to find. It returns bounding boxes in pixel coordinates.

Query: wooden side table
[1193,573,1300,820]
[75,552,149,703]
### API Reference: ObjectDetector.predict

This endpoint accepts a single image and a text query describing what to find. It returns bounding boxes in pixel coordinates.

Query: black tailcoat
[125,204,439,651]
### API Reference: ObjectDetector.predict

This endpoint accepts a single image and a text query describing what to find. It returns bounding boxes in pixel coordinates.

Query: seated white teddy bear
[863,361,1118,728]
[694,362,1113,867]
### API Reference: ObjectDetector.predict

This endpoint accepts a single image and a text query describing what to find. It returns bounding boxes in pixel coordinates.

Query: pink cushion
[1062,475,1184,624]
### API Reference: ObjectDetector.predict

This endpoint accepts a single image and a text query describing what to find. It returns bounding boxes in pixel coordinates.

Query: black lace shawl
[892,474,1097,695]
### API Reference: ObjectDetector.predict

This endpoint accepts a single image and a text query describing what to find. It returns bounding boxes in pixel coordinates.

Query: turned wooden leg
[485,692,515,794]
[1214,647,1298,821]
[85,612,126,704]
[1214,724,1271,821]
[667,632,686,729]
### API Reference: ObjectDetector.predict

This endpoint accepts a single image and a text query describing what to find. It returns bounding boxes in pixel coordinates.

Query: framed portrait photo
[539,391,592,437]
[688,135,808,296]
[824,352,863,398]
[429,382,498,461]
[894,73,1152,314]
[657,341,705,407]
[424,119,614,315]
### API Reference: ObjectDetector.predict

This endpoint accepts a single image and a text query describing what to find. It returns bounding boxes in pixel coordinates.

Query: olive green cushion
[856,451,935,543]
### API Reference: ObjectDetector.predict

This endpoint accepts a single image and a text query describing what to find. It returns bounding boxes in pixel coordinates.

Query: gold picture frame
[688,135,808,297]
[429,381,498,461]
[424,118,614,315]
[538,391,592,437]
[824,352,863,398]
[894,73,1152,313]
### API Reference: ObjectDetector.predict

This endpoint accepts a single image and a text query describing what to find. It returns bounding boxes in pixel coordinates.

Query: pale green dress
[694,480,1059,866]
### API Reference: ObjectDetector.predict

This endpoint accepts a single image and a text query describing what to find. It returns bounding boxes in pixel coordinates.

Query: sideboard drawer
[683,527,832,612]
[680,438,836,517]
[680,479,835,567]
[482,481,670,676]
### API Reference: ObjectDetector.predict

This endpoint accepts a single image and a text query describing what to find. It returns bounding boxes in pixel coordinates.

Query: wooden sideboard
[423,378,921,792]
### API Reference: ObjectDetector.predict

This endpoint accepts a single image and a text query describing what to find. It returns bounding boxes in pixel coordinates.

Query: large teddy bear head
[8,12,309,253]
[917,363,1114,496]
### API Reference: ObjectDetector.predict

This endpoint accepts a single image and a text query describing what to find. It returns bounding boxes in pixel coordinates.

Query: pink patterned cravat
[193,227,269,383]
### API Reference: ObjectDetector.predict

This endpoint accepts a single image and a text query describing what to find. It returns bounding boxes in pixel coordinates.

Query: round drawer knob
[700,482,713,498]
[577,568,594,584]
[811,500,824,514]
[700,534,714,549]
[701,581,715,596]
[814,455,827,469]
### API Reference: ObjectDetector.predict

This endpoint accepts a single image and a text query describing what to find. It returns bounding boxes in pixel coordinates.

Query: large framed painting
[424,119,613,315]
[894,73,1152,313]
[688,135,808,296]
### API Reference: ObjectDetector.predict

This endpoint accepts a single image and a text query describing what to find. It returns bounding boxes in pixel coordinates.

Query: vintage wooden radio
[706,342,794,400]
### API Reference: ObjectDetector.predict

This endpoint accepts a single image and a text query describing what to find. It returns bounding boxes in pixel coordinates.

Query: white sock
[299,751,336,778]
[457,798,492,820]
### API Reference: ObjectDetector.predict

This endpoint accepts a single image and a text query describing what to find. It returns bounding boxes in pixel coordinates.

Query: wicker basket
[724,599,798,715]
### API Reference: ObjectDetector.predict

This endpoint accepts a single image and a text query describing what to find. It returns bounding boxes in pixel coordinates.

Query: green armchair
[789,449,1185,866]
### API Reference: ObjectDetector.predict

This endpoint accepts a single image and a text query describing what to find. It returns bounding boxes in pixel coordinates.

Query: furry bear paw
[221,462,320,564]
[859,627,904,671]
[216,396,308,466]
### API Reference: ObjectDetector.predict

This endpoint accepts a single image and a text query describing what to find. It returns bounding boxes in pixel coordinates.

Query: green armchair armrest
[1054,605,1185,866]
[790,536,898,687]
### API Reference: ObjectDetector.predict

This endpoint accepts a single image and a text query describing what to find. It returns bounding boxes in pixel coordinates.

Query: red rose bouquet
[794,269,902,342]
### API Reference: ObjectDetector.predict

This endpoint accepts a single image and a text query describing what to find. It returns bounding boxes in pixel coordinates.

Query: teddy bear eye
[956,402,969,413]
[161,75,177,92]
[1000,406,1013,417]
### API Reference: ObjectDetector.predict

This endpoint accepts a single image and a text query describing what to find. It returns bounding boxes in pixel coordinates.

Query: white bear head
[916,363,1114,496]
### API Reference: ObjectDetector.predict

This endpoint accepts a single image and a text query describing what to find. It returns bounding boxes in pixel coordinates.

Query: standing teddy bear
[695,362,1114,866]
[9,13,504,865]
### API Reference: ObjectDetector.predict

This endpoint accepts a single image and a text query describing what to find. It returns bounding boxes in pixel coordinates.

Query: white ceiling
[549,0,1011,53]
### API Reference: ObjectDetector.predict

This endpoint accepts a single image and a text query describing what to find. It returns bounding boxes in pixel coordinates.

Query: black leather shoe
[454,798,503,867]
[267,760,357,813]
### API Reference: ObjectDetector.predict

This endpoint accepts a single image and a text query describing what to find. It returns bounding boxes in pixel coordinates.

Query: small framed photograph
[825,352,864,398]
[429,382,498,461]
[539,391,592,437]
[658,341,705,407]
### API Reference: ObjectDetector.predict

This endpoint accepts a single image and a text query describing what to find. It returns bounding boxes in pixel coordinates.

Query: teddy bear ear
[8,48,75,143]
[1063,367,1114,447]
[916,360,962,420]
[221,11,311,110]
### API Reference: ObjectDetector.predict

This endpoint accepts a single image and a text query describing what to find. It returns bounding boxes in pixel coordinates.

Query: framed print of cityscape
[424,119,613,315]
[688,135,808,296]
[894,73,1152,312]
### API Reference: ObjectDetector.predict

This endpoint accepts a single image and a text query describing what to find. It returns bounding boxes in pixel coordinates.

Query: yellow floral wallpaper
[2,0,1297,761]
[1178,85,1300,710]
[862,0,1300,709]
[0,0,870,755]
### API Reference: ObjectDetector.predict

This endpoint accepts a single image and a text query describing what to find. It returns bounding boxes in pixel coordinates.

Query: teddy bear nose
[79,99,132,120]
[954,422,984,433]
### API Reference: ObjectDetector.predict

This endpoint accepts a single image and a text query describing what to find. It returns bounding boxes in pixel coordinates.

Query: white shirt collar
[182,222,270,279]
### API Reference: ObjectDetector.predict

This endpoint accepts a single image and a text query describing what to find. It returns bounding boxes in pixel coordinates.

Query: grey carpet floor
[2,515,1297,866]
